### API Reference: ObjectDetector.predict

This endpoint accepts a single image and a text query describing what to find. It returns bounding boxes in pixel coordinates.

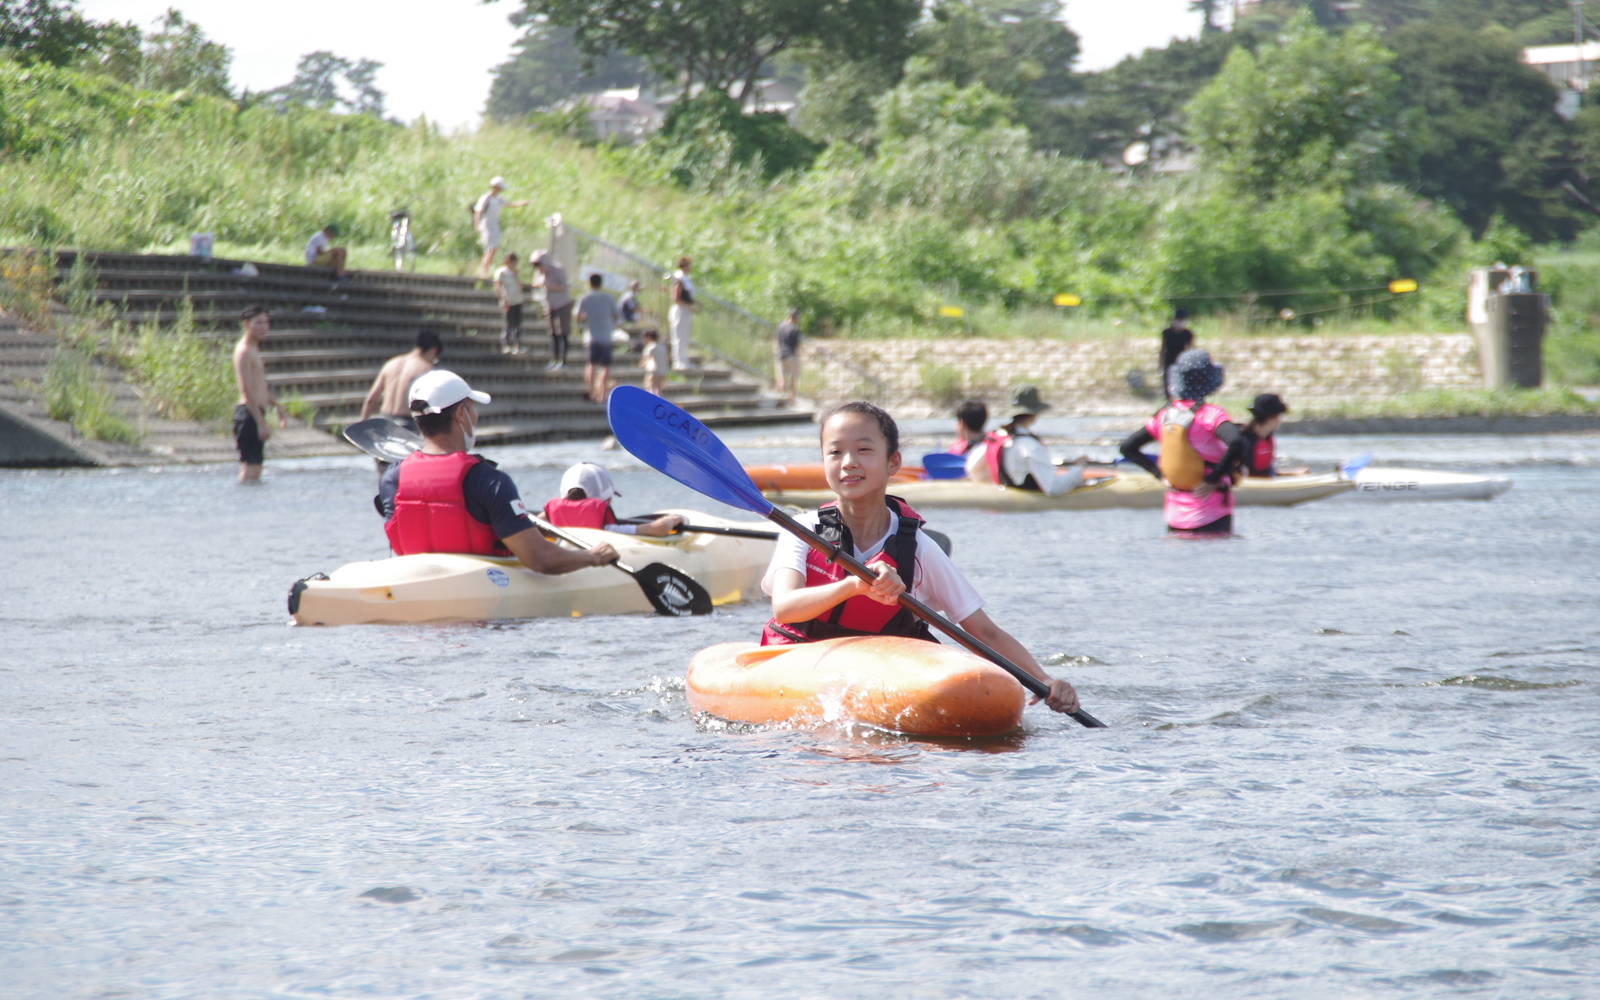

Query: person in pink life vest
[946,399,993,455]
[542,463,684,536]
[1118,349,1248,535]
[1235,394,1307,478]
[760,400,1080,715]
[963,387,1089,495]
[378,370,617,573]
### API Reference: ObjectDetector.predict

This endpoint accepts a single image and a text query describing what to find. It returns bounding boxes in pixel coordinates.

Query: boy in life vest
[761,401,1080,715]
[543,463,685,537]
[1235,393,1307,478]
[947,399,991,455]
[963,387,1088,495]
[1118,349,1247,535]
[377,370,617,573]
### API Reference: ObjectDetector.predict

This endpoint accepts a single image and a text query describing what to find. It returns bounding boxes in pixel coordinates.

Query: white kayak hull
[1347,467,1513,501]
[289,510,775,625]
[765,472,1351,512]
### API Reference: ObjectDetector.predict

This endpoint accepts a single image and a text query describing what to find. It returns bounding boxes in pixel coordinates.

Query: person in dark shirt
[1159,308,1194,399]
[379,370,616,573]
[774,308,802,403]
[1234,393,1307,478]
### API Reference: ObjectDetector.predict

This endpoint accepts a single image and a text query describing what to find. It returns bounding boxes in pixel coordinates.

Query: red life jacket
[982,431,1012,485]
[383,451,510,556]
[542,497,618,530]
[760,496,938,646]
[1247,432,1275,477]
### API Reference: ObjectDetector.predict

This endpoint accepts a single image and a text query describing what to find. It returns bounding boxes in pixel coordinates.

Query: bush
[129,300,235,422]
[40,346,140,443]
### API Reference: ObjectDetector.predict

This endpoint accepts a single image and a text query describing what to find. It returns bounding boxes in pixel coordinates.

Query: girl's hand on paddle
[850,560,904,606]
[589,542,619,566]
[1030,677,1080,714]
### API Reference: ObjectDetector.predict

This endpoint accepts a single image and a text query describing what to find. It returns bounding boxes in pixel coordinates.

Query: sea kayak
[687,636,1027,737]
[289,510,775,626]
[763,472,1352,511]
[1346,466,1513,501]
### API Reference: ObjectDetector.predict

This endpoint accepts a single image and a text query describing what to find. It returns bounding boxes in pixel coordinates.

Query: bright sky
[77,0,1215,129]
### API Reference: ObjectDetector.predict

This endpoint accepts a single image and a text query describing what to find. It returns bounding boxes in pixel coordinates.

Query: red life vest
[383,451,510,556]
[542,497,618,530]
[982,431,1012,485]
[760,496,938,646]
[1247,432,1275,477]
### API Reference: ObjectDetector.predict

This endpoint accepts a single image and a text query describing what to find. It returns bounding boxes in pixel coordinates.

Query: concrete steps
[56,250,811,444]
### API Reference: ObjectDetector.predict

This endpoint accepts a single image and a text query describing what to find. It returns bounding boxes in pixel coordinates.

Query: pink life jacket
[1247,433,1275,477]
[542,497,618,530]
[760,496,938,646]
[384,451,509,557]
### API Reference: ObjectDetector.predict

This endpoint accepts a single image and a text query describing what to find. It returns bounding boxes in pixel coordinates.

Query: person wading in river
[378,370,616,573]
[1119,349,1246,536]
[359,330,442,477]
[963,387,1088,495]
[759,400,1080,715]
[231,304,286,484]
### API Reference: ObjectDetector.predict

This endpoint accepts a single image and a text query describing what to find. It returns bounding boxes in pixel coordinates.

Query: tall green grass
[123,299,236,422]
[39,346,140,443]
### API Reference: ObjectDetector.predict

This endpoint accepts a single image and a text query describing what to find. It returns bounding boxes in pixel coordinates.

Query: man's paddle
[605,386,1106,729]
[340,416,713,617]
[618,515,953,555]
[531,516,713,617]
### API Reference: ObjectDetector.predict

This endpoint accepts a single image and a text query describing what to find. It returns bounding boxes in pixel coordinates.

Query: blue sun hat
[1171,349,1224,400]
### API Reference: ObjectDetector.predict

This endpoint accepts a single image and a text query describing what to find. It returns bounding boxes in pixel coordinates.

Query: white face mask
[460,410,477,452]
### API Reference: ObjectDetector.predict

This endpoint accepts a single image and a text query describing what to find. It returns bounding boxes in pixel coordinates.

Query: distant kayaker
[1160,308,1194,399]
[947,399,992,455]
[543,463,685,537]
[963,387,1088,496]
[1235,393,1307,478]
[378,371,616,572]
[1119,349,1246,536]
[760,401,1080,715]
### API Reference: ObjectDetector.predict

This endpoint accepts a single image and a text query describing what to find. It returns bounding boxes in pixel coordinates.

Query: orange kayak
[743,461,1115,492]
[686,636,1027,737]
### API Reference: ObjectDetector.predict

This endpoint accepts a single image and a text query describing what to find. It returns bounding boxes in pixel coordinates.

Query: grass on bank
[38,346,139,443]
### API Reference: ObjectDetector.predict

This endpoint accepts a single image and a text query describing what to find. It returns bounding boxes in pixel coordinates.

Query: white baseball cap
[408,369,491,415]
[559,462,618,501]
[489,176,506,189]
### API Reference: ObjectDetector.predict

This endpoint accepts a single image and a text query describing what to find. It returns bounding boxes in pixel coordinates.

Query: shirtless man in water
[361,331,442,425]
[232,305,285,483]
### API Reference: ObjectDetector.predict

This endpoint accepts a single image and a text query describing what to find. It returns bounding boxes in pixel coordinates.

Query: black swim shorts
[233,404,264,465]
[586,339,614,366]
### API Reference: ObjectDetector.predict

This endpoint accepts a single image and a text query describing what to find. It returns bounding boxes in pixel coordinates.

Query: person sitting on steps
[543,463,684,537]
[378,370,616,573]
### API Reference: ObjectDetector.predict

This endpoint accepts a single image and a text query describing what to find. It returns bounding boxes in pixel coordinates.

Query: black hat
[1173,307,1189,321]
[1003,386,1052,420]
[1171,349,1224,400]
[1248,393,1288,419]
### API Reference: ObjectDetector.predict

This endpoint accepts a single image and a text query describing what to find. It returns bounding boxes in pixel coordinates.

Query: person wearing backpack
[472,177,530,279]
[1119,349,1247,535]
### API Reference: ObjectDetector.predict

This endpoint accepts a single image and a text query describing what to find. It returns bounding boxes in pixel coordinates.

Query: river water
[4,423,1598,998]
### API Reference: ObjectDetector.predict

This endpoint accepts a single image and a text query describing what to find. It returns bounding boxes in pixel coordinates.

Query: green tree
[909,0,1080,130]
[1186,15,1399,193]
[486,14,653,120]
[0,0,102,66]
[262,51,386,116]
[507,0,920,103]
[136,9,232,98]
[1387,22,1579,240]
[649,90,823,185]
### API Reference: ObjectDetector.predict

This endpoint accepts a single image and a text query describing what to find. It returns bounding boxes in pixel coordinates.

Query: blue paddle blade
[1341,452,1374,479]
[607,386,774,515]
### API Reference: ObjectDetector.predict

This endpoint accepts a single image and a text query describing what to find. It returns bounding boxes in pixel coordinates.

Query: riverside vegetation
[2,9,1600,433]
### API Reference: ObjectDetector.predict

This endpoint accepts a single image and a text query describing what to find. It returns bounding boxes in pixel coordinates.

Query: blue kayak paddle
[606,386,1106,729]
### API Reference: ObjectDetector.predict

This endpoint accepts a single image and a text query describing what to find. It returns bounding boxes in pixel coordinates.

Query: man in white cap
[542,462,684,536]
[378,370,616,572]
[474,177,530,279]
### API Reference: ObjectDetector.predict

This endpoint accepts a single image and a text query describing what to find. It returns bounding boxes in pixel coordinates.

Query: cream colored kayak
[288,510,775,625]
[765,472,1351,511]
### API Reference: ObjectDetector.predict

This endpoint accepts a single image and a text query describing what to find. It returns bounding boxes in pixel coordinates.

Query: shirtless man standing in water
[360,331,442,426]
[232,305,285,483]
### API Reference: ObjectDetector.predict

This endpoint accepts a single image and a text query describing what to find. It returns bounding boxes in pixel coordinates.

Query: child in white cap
[543,462,685,536]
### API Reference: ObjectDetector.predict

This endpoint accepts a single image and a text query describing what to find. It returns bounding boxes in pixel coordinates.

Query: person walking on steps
[668,255,696,371]
[530,250,572,370]
[1119,349,1247,536]
[378,370,617,573]
[774,307,803,403]
[759,400,1079,715]
[493,253,526,354]
[1159,308,1194,399]
[474,177,530,279]
[576,272,620,404]
[963,387,1089,496]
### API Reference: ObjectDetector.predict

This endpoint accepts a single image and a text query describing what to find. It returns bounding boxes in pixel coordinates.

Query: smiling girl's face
[821,412,901,502]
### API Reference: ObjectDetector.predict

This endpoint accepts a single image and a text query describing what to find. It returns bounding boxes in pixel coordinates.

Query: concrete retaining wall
[804,334,1480,417]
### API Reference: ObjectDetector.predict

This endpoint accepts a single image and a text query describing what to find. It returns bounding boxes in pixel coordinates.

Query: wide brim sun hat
[1003,386,1052,420]
[1171,349,1225,400]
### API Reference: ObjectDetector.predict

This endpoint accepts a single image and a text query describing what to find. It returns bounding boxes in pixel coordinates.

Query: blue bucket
[921,453,968,480]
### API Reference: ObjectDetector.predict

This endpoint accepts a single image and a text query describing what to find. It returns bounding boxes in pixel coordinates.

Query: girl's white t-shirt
[761,509,983,624]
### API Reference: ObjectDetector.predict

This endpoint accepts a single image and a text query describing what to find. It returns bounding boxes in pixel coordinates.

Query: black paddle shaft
[765,508,1106,729]
[621,516,778,540]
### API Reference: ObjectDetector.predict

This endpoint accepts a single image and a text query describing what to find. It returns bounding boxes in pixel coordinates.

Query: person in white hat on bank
[474,176,530,279]
[377,370,617,572]
[542,462,685,536]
